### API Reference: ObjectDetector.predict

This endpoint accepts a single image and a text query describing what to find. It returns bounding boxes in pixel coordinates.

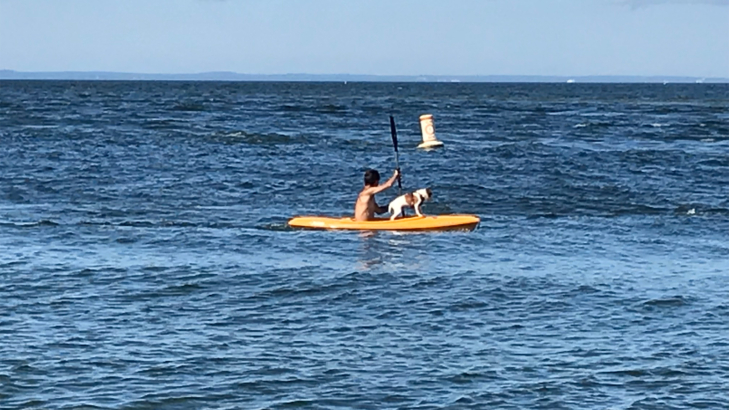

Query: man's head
[364,169,380,187]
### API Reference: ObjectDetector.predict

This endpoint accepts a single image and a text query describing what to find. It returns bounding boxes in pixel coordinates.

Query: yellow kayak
[288,214,480,232]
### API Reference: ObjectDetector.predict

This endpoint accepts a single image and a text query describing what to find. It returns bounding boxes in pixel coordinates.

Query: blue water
[1,81,728,409]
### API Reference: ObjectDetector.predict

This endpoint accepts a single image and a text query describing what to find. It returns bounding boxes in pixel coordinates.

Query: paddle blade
[389,115,398,153]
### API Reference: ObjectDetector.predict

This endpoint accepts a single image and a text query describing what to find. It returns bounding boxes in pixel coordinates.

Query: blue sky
[1,0,727,77]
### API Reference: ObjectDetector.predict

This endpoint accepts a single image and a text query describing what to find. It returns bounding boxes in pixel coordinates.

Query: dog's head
[413,188,432,201]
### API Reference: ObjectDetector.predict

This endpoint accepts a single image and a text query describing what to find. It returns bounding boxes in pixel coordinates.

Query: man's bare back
[354,169,400,221]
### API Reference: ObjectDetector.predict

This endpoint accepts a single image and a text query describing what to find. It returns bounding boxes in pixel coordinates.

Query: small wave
[600,368,649,377]
[160,282,204,296]
[526,212,562,219]
[0,260,28,268]
[276,399,316,407]
[257,280,346,300]
[0,220,59,228]
[611,204,667,216]
[446,370,498,384]
[546,109,581,116]
[257,222,293,231]
[674,205,729,216]
[119,220,156,227]
[316,103,348,113]
[642,296,689,308]
[281,104,305,112]
[143,118,181,130]
[76,220,258,229]
[21,124,60,129]
[697,157,729,167]
[122,286,207,302]
[570,285,600,295]
[209,130,307,146]
[574,121,613,129]
[449,298,489,311]
[172,102,206,111]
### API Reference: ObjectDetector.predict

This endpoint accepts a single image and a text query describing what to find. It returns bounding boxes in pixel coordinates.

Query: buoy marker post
[417,114,444,149]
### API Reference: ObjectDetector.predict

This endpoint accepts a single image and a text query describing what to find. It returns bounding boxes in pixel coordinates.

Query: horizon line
[1,69,727,83]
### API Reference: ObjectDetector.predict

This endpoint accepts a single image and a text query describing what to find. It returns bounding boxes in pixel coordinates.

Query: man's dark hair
[364,169,380,186]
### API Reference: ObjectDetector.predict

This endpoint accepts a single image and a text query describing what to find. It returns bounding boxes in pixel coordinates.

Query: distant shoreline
[1,70,727,83]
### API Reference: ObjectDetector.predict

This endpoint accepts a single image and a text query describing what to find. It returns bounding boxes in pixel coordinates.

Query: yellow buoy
[417,114,444,149]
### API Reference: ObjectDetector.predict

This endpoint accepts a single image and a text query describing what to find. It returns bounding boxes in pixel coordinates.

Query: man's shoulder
[358,186,376,197]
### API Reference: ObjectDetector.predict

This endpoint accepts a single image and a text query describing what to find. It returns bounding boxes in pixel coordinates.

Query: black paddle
[389,115,403,195]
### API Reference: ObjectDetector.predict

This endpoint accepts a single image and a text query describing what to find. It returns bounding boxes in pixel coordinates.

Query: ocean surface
[0,81,727,410]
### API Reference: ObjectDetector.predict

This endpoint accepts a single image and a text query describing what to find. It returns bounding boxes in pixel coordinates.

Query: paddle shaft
[389,116,403,195]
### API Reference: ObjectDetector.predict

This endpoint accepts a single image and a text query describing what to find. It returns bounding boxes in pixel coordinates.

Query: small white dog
[388,188,433,220]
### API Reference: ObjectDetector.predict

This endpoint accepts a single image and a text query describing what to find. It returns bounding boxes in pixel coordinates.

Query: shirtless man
[354,168,400,221]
